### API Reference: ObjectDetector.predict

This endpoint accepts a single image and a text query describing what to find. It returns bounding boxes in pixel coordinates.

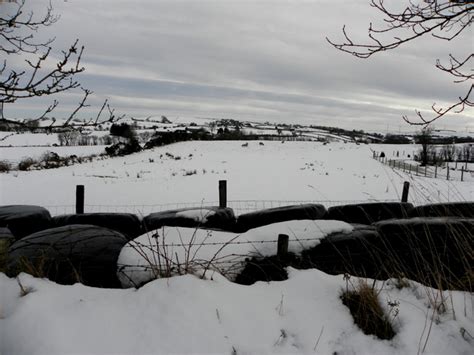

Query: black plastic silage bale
[52,213,143,240]
[410,202,474,218]
[235,204,327,233]
[7,224,128,288]
[301,225,382,278]
[143,207,236,232]
[373,217,474,289]
[326,202,414,224]
[0,205,52,240]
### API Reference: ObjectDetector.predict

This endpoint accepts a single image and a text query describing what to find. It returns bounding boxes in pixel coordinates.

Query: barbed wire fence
[43,198,401,216]
[116,225,337,286]
[372,151,473,182]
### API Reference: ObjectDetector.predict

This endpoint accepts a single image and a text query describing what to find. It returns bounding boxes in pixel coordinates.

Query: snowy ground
[0,132,60,146]
[0,145,107,164]
[1,270,473,355]
[1,141,472,215]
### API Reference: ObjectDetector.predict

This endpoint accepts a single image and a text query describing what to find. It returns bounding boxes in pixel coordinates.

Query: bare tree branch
[0,0,58,55]
[0,0,124,133]
[403,84,473,125]
[327,0,473,125]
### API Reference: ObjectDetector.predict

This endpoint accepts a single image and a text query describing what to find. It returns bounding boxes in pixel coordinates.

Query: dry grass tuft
[341,280,396,340]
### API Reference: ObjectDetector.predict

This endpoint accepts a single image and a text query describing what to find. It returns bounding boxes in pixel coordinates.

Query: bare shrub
[18,157,37,171]
[0,160,11,173]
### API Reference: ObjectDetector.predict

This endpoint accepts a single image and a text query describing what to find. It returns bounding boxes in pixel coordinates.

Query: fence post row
[277,234,289,258]
[401,181,410,203]
[76,185,85,214]
[219,180,227,208]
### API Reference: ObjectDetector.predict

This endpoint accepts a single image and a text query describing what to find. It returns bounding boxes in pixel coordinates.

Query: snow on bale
[7,225,128,288]
[410,202,474,218]
[52,213,143,240]
[0,205,52,240]
[142,207,236,232]
[373,217,474,290]
[234,204,327,233]
[325,202,414,224]
[117,220,352,288]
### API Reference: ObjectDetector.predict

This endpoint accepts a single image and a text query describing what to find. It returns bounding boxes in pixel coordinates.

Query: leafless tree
[415,126,434,166]
[0,0,123,132]
[327,0,473,125]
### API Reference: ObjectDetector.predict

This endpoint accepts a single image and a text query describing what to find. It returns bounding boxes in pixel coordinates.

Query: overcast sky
[2,0,473,133]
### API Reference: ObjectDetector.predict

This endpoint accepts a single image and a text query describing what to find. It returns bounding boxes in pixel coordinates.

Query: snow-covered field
[1,141,472,214]
[0,132,60,146]
[0,145,107,164]
[2,270,473,355]
[1,140,473,355]
[0,132,108,164]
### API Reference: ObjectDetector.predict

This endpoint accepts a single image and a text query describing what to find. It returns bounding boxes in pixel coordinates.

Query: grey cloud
[4,0,472,132]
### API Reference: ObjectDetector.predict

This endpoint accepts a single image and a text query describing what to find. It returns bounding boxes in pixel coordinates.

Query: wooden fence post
[401,181,410,203]
[219,180,227,208]
[277,234,289,258]
[424,165,427,177]
[76,185,84,214]
[447,167,450,181]
[461,166,464,182]
[435,165,437,178]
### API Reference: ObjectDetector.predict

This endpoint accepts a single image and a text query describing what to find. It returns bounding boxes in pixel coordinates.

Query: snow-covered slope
[1,271,472,355]
[1,141,471,214]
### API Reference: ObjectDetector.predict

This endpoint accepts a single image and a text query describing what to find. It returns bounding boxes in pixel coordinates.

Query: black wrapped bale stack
[7,225,128,288]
